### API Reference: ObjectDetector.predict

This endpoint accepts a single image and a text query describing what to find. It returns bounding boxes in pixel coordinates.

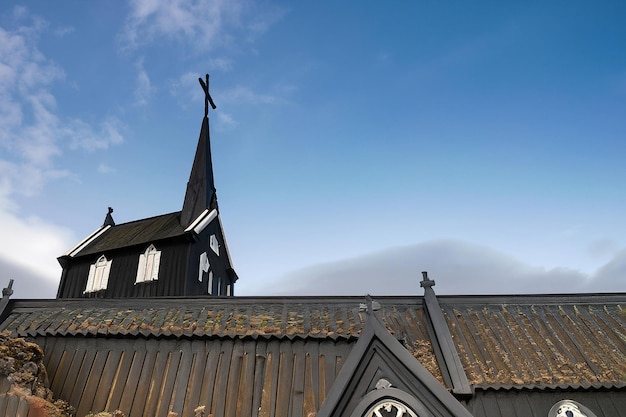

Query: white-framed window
[199,252,210,282]
[210,234,220,255]
[135,244,161,284]
[85,255,112,293]
[364,400,418,417]
[199,251,214,294]
[549,400,597,417]
[207,271,213,294]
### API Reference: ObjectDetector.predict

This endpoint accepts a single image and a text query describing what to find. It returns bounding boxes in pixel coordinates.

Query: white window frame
[210,234,220,255]
[85,255,112,293]
[207,271,213,295]
[135,244,161,284]
[199,251,210,282]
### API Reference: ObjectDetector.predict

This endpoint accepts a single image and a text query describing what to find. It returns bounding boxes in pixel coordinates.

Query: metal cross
[198,74,217,117]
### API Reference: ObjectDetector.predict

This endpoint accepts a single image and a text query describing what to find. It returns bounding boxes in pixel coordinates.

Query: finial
[2,279,13,298]
[198,73,217,118]
[103,206,115,227]
[420,271,435,288]
[359,295,381,315]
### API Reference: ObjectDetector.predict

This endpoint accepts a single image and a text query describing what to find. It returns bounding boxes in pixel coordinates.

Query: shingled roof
[70,212,186,257]
[1,293,624,392]
[438,294,626,390]
[0,297,428,341]
[1,288,625,417]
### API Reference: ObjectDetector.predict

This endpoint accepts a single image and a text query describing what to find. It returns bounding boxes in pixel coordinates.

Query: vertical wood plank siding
[60,242,192,299]
[34,337,353,417]
[466,389,626,417]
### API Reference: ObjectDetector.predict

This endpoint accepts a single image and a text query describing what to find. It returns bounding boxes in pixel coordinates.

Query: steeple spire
[181,74,218,228]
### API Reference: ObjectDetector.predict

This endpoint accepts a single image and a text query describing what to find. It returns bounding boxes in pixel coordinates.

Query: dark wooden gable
[317,306,472,417]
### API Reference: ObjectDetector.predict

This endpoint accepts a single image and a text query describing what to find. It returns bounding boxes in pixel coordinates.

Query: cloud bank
[248,239,624,297]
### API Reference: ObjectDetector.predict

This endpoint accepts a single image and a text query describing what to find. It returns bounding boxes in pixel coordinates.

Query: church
[0,75,624,417]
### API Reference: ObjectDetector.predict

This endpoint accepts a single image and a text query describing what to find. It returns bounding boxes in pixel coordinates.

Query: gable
[318,311,472,417]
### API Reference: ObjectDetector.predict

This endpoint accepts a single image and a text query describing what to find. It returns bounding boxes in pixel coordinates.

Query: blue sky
[0,1,625,298]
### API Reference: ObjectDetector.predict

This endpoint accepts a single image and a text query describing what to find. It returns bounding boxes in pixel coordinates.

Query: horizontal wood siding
[33,336,353,417]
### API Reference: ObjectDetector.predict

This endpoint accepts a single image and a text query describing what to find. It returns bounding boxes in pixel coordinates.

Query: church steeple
[181,74,218,228]
[57,73,237,299]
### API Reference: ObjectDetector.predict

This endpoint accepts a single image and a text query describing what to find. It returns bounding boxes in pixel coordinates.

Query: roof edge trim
[184,208,216,234]
[64,225,112,257]
[216,213,235,269]
[421,274,472,396]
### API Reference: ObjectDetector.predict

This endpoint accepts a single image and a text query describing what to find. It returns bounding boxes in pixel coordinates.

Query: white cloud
[121,0,238,50]
[134,57,155,106]
[245,239,625,297]
[120,0,285,51]
[221,85,278,105]
[1,8,124,193]
[591,249,626,289]
[217,112,238,128]
[169,71,204,108]
[53,26,75,37]
[66,117,125,152]
[209,57,233,72]
[0,8,122,293]
[0,185,73,290]
[98,163,116,174]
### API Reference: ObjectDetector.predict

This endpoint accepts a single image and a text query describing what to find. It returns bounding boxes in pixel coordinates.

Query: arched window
[364,399,419,417]
[548,400,598,417]
[349,382,432,417]
[135,244,161,283]
[85,255,112,293]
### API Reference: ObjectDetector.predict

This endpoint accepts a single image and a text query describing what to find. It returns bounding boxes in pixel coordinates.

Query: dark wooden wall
[186,220,234,296]
[57,239,191,298]
[57,220,236,299]
[466,389,626,417]
[35,336,353,417]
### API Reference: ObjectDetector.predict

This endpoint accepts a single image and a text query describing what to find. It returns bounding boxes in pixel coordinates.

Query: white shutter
[207,271,213,294]
[100,259,112,290]
[150,251,161,281]
[136,254,147,283]
[199,252,209,282]
[85,264,96,293]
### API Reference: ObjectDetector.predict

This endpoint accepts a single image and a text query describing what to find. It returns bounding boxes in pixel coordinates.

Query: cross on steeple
[198,74,217,117]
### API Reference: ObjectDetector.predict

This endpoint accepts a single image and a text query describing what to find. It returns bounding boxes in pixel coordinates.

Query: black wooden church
[0,76,625,417]
[56,75,237,299]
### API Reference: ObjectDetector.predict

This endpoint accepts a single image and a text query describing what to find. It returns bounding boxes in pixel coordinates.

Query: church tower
[56,75,238,299]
